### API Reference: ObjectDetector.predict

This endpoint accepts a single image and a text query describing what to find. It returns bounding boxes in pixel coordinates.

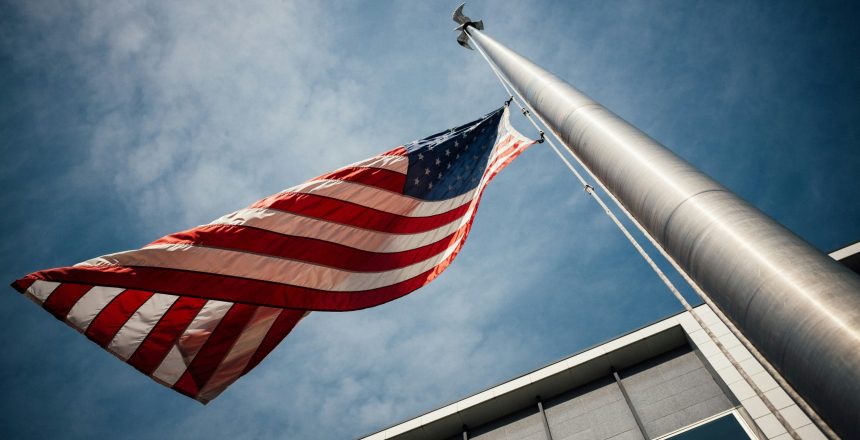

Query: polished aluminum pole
[462,22,860,439]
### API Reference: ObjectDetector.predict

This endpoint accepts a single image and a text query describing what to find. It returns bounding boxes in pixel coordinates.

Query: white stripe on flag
[343,154,408,174]
[75,141,526,292]
[153,347,186,386]
[108,293,178,360]
[197,306,282,401]
[151,300,233,386]
[66,286,125,332]
[210,207,465,253]
[26,280,60,304]
[278,179,478,217]
[80,236,465,291]
[201,138,522,253]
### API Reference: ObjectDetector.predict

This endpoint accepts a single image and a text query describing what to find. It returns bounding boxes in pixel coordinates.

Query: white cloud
[2,1,712,439]
[15,1,381,233]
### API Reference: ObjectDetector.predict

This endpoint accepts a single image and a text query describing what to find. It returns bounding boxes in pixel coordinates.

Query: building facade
[362,244,860,440]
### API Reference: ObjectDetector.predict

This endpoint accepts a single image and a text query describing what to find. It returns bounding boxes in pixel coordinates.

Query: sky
[1,0,858,439]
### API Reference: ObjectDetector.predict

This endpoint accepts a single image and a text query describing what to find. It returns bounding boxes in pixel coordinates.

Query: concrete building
[361,243,860,440]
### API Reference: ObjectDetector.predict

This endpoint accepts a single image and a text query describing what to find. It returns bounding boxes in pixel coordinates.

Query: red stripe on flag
[173,303,257,398]
[23,205,481,312]
[314,167,406,193]
[172,371,200,400]
[241,309,305,375]
[243,138,527,237]
[251,193,470,234]
[127,296,207,375]
[41,283,92,320]
[85,289,153,347]
[247,139,523,236]
[17,141,531,313]
[23,260,431,310]
[150,223,464,272]
[10,277,36,293]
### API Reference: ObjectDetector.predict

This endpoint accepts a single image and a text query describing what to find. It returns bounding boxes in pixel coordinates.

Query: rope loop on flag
[505,95,514,107]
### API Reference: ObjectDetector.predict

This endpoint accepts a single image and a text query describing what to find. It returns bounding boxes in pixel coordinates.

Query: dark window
[667,413,751,439]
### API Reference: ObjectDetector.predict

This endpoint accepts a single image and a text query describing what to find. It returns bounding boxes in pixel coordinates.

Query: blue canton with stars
[403,107,505,201]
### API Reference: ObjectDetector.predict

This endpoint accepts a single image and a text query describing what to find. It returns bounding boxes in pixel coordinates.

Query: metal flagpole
[473,37,808,439]
[470,30,808,440]
[482,48,813,440]
[454,6,860,439]
[464,19,819,439]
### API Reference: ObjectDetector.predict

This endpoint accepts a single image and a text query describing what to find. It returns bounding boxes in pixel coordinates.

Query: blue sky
[1,1,858,438]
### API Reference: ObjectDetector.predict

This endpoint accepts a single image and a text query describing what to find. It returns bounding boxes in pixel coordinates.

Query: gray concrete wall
[460,346,733,440]
[544,377,642,440]
[620,348,732,438]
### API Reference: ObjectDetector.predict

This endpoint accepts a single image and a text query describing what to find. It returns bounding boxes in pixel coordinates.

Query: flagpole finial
[452,3,483,50]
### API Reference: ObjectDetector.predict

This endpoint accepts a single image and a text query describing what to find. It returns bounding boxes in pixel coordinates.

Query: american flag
[11,106,534,403]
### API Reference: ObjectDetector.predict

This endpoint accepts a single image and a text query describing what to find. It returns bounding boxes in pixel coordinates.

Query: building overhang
[365,310,691,439]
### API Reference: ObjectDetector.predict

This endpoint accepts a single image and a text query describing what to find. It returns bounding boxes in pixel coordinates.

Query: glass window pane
[668,414,751,440]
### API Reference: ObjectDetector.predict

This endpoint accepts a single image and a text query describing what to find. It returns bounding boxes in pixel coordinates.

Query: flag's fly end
[452,3,482,50]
